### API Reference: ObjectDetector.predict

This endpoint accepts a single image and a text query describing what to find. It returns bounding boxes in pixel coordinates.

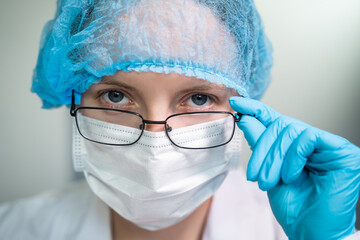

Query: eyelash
[180,93,217,110]
[97,89,134,108]
[96,89,218,111]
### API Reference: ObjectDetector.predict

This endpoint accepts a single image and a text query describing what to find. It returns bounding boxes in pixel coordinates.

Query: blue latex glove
[229,96,360,240]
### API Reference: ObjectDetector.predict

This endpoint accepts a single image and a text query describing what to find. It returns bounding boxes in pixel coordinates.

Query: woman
[1,0,359,239]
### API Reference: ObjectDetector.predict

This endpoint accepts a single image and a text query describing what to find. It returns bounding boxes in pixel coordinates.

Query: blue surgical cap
[32,0,273,108]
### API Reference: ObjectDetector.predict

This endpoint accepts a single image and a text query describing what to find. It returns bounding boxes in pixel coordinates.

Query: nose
[141,107,170,132]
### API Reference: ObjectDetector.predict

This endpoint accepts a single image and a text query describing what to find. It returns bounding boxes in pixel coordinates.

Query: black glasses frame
[70,90,241,149]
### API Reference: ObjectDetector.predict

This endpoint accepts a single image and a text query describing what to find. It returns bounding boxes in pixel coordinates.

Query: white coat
[0,168,358,239]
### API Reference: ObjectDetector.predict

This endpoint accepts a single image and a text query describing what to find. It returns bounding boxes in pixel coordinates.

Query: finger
[247,116,290,182]
[282,127,355,183]
[229,97,280,127]
[281,127,319,184]
[258,123,306,191]
[304,130,354,171]
[237,115,266,150]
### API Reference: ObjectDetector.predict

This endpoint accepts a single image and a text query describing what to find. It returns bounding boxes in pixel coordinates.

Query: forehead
[98,71,234,93]
[73,0,243,104]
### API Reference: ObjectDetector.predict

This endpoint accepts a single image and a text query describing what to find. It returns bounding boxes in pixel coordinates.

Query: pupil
[191,94,207,106]
[108,91,124,103]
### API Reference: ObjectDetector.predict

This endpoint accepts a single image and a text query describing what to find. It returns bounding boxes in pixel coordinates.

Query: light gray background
[0,0,359,227]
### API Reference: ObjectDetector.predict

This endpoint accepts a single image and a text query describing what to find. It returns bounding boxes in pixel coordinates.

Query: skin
[80,71,239,240]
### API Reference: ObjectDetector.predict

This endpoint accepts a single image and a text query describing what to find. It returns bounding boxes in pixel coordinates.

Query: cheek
[226,102,236,114]
[79,91,92,107]
[79,85,103,107]
[227,89,241,113]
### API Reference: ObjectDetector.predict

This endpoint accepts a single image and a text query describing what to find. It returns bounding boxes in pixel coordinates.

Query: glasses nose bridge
[142,119,168,132]
[143,119,167,125]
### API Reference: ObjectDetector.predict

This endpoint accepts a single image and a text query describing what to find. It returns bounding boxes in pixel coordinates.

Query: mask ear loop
[70,89,85,172]
[72,117,86,172]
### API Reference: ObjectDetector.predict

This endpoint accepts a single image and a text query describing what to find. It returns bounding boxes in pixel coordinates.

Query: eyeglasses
[70,90,241,149]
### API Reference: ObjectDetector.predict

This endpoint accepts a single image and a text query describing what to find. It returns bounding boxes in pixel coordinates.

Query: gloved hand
[229,96,360,240]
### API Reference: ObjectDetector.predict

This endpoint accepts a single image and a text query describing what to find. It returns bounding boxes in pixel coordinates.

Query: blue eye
[102,90,130,105]
[191,94,208,106]
[108,91,124,103]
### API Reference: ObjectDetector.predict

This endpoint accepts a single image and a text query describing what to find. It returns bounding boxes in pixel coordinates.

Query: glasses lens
[76,108,143,145]
[166,113,235,149]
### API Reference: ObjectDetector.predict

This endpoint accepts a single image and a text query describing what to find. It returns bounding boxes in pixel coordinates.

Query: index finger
[229,97,280,127]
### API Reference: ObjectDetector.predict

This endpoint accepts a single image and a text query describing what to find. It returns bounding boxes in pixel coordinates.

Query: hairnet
[32,0,273,108]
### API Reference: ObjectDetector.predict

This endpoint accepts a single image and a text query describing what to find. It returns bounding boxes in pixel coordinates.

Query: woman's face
[81,71,238,131]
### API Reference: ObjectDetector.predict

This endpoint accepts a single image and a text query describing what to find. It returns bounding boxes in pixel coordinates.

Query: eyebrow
[178,80,230,95]
[177,85,224,95]
[100,77,227,93]
[99,78,137,92]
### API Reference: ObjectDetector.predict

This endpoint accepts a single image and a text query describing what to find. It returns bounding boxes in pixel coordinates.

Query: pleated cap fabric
[32,0,273,108]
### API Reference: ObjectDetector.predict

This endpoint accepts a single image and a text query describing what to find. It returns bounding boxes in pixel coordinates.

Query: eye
[186,94,211,107]
[102,90,130,105]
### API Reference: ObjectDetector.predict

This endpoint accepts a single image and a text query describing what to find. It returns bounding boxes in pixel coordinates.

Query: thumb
[237,115,266,150]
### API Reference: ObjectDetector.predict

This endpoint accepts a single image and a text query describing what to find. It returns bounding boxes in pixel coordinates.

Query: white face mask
[72,114,242,231]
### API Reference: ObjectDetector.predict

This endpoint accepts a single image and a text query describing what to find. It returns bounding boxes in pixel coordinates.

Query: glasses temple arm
[70,89,76,116]
[234,113,242,122]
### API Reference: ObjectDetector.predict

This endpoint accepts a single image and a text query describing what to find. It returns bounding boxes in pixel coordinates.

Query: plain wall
[0,0,359,227]
[0,0,73,203]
